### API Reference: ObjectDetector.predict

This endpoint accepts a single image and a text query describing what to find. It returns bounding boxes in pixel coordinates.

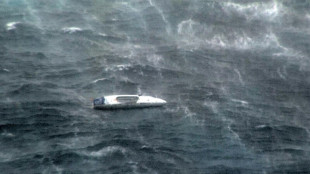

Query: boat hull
[93,103,165,110]
[92,95,166,110]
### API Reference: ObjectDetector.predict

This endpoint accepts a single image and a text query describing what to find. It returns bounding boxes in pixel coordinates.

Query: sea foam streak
[6,22,20,31]
[224,1,282,20]
[92,78,107,83]
[88,146,126,157]
[62,27,82,33]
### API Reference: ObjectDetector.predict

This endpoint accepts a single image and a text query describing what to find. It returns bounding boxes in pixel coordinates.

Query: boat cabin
[93,97,105,105]
[116,95,139,103]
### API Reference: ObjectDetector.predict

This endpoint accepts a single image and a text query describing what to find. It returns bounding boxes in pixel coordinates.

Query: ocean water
[1,0,310,173]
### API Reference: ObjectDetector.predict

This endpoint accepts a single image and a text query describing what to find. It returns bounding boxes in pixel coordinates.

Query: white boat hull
[93,95,166,110]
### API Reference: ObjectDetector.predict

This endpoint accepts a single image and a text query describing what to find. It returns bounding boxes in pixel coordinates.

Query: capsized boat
[93,95,167,109]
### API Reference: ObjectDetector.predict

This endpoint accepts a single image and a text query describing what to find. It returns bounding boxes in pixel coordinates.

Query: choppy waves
[1,0,310,173]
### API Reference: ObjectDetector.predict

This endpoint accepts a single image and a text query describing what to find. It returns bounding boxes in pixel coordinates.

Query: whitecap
[207,34,227,48]
[177,19,262,50]
[0,152,12,162]
[231,99,248,105]
[99,32,107,37]
[255,125,267,129]
[224,1,282,21]
[263,2,280,18]
[234,69,244,85]
[1,131,15,137]
[104,64,131,72]
[206,31,284,51]
[92,78,107,83]
[203,101,218,113]
[227,123,241,141]
[89,146,126,157]
[182,106,196,118]
[62,27,82,33]
[116,64,131,71]
[3,68,10,72]
[277,67,286,80]
[177,19,197,36]
[42,165,63,174]
[146,54,163,66]
[6,22,20,31]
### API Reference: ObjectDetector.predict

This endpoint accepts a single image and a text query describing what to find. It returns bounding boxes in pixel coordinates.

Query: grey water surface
[1,0,310,173]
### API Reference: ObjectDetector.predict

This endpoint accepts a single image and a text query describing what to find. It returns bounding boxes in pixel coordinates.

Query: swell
[1,0,310,173]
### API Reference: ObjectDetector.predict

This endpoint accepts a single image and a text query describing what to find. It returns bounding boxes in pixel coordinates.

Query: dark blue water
[1,0,310,173]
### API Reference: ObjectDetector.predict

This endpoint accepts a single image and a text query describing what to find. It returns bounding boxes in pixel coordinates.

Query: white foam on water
[131,44,141,49]
[146,54,163,67]
[42,164,63,174]
[6,22,20,31]
[1,132,15,137]
[195,6,289,51]
[210,33,240,49]
[176,19,288,52]
[272,46,305,59]
[221,117,248,150]
[234,68,244,85]
[207,34,227,48]
[119,1,129,6]
[92,78,107,83]
[104,64,131,72]
[231,99,249,106]
[181,105,206,125]
[265,32,288,51]
[255,125,267,129]
[277,67,286,80]
[221,116,243,145]
[3,68,10,72]
[62,135,99,150]
[224,1,283,21]
[120,1,148,31]
[177,19,196,35]
[148,0,171,34]
[62,27,82,33]
[264,1,280,18]
[176,3,289,51]
[207,32,282,50]
[182,106,196,118]
[203,101,219,114]
[99,32,107,37]
[227,122,241,141]
[127,160,139,174]
[137,86,142,95]
[116,64,130,71]
[88,146,126,157]
[177,19,206,50]
[306,13,310,21]
[0,151,13,163]
[24,1,42,28]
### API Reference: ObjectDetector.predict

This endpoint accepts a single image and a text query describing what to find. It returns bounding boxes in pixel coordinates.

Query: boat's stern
[93,97,105,108]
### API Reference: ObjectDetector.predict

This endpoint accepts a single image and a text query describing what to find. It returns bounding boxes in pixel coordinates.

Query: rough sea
[1,0,310,173]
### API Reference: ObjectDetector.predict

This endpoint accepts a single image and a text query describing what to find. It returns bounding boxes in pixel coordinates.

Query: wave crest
[62,27,82,33]
[87,146,127,157]
[6,22,21,31]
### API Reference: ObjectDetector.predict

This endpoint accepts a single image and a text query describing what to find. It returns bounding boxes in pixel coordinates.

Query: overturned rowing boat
[93,95,167,109]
